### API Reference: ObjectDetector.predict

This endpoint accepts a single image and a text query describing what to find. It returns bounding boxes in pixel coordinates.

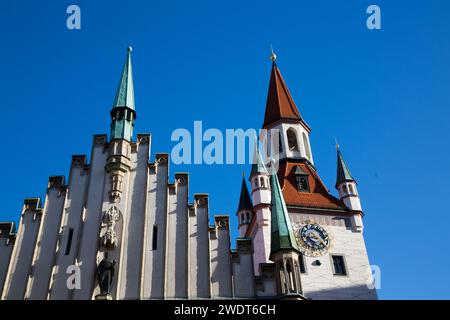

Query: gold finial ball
[127,46,133,53]
[270,51,277,62]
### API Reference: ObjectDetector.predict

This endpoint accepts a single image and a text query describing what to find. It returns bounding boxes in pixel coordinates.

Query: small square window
[295,176,309,192]
[332,255,347,276]
[299,253,306,274]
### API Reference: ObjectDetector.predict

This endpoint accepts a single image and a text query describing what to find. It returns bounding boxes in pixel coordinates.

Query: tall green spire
[335,148,355,188]
[113,47,135,110]
[237,176,253,213]
[269,169,299,256]
[110,47,136,141]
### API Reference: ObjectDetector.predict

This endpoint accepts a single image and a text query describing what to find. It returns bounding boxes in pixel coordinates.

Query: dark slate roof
[237,177,253,213]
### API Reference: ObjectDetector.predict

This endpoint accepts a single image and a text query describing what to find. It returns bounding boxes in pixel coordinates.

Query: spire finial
[127,46,133,53]
[335,138,340,150]
[270,44,277,62]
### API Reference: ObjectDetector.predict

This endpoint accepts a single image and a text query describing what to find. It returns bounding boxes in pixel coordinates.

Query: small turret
[236,176,253,237]
[335,146,364,232]
[250,144,271,207]
[335,147,362,211]
[268,169,303,298]
[248,144,272,274]
[110,47,136,142]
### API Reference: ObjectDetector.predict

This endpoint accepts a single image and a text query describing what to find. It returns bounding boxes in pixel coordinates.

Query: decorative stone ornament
[156,154,168,166]
[176,175,187,185]
[195,196,208,207]
[102,206,121,250]
[93,134,107,146]
[71,155,86,168]
[110,174,123,203]
[215,216,229,229]
[138,134,149,145]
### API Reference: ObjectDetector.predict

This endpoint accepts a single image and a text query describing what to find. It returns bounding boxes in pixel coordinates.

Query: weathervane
[270,44,277,62]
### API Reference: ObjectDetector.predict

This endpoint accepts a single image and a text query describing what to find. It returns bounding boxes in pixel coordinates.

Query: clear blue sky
[1,0,449,299]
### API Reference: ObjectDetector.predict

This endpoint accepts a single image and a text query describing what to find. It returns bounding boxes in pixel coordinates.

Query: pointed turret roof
[336,148,355,188]
[263,62,302,128]
[270,169,300,255]
[237,177,253,213]
[112,47,135,111]
[250,143,268,177]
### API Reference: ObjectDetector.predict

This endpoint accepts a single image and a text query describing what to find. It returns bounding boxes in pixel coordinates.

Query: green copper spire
[250,143,268,177]
[336,148,355,188]
[110,47,136,141]
[237,176,253,213]
[269,169,299,256]
[113,47,135,110]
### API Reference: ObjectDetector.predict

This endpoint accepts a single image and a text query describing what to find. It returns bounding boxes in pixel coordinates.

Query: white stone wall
[72,135,108,300]
[210,216,232,298]
[188,195,210,298]
[49,156,88,300]
[0,225,15,296]
[231,239,255,298]
[27,179,66,300]
[165,173,189,298]
[2,200,42,300]
[116,137,150,299]
[290,212,377,300]
[141,153,168,299]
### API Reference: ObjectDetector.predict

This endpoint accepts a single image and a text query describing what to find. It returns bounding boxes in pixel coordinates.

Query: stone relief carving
[110,174,123,203]
[102,206,121,250]
[196,197,208,207]
[156,155,167,165]
[138,135,149,144]
[93,135,107,145]
[176,176,186,185]
[215,217,228,229]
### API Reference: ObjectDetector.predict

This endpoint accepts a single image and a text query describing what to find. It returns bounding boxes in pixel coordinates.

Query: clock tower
[244,52,377,300]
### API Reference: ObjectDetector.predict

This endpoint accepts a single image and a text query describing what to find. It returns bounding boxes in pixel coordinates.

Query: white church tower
[248,147,272,274]
[244,51,377,300]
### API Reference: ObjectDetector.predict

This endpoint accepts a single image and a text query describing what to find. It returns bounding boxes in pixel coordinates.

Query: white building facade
[0,49,377,300]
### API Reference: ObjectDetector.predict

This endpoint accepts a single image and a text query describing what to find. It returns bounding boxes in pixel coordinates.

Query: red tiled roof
[263,63,302,128]
[277,161,346,210]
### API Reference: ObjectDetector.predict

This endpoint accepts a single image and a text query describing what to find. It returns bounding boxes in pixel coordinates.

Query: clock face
[293,222,331,257]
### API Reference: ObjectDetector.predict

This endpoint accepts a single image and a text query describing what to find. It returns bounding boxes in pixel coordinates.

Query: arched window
[302,133,312,160]
[246,212,251,223]
[260,177,265,188]
[287,128,299,152]
[342,185,348,193]
[253,177,259,188]
[279,262,287,293]
[349,184,355,194]
[286,260,295,292]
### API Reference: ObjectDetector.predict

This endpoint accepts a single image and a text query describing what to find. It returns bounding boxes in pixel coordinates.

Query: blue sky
[1,0,449,299]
